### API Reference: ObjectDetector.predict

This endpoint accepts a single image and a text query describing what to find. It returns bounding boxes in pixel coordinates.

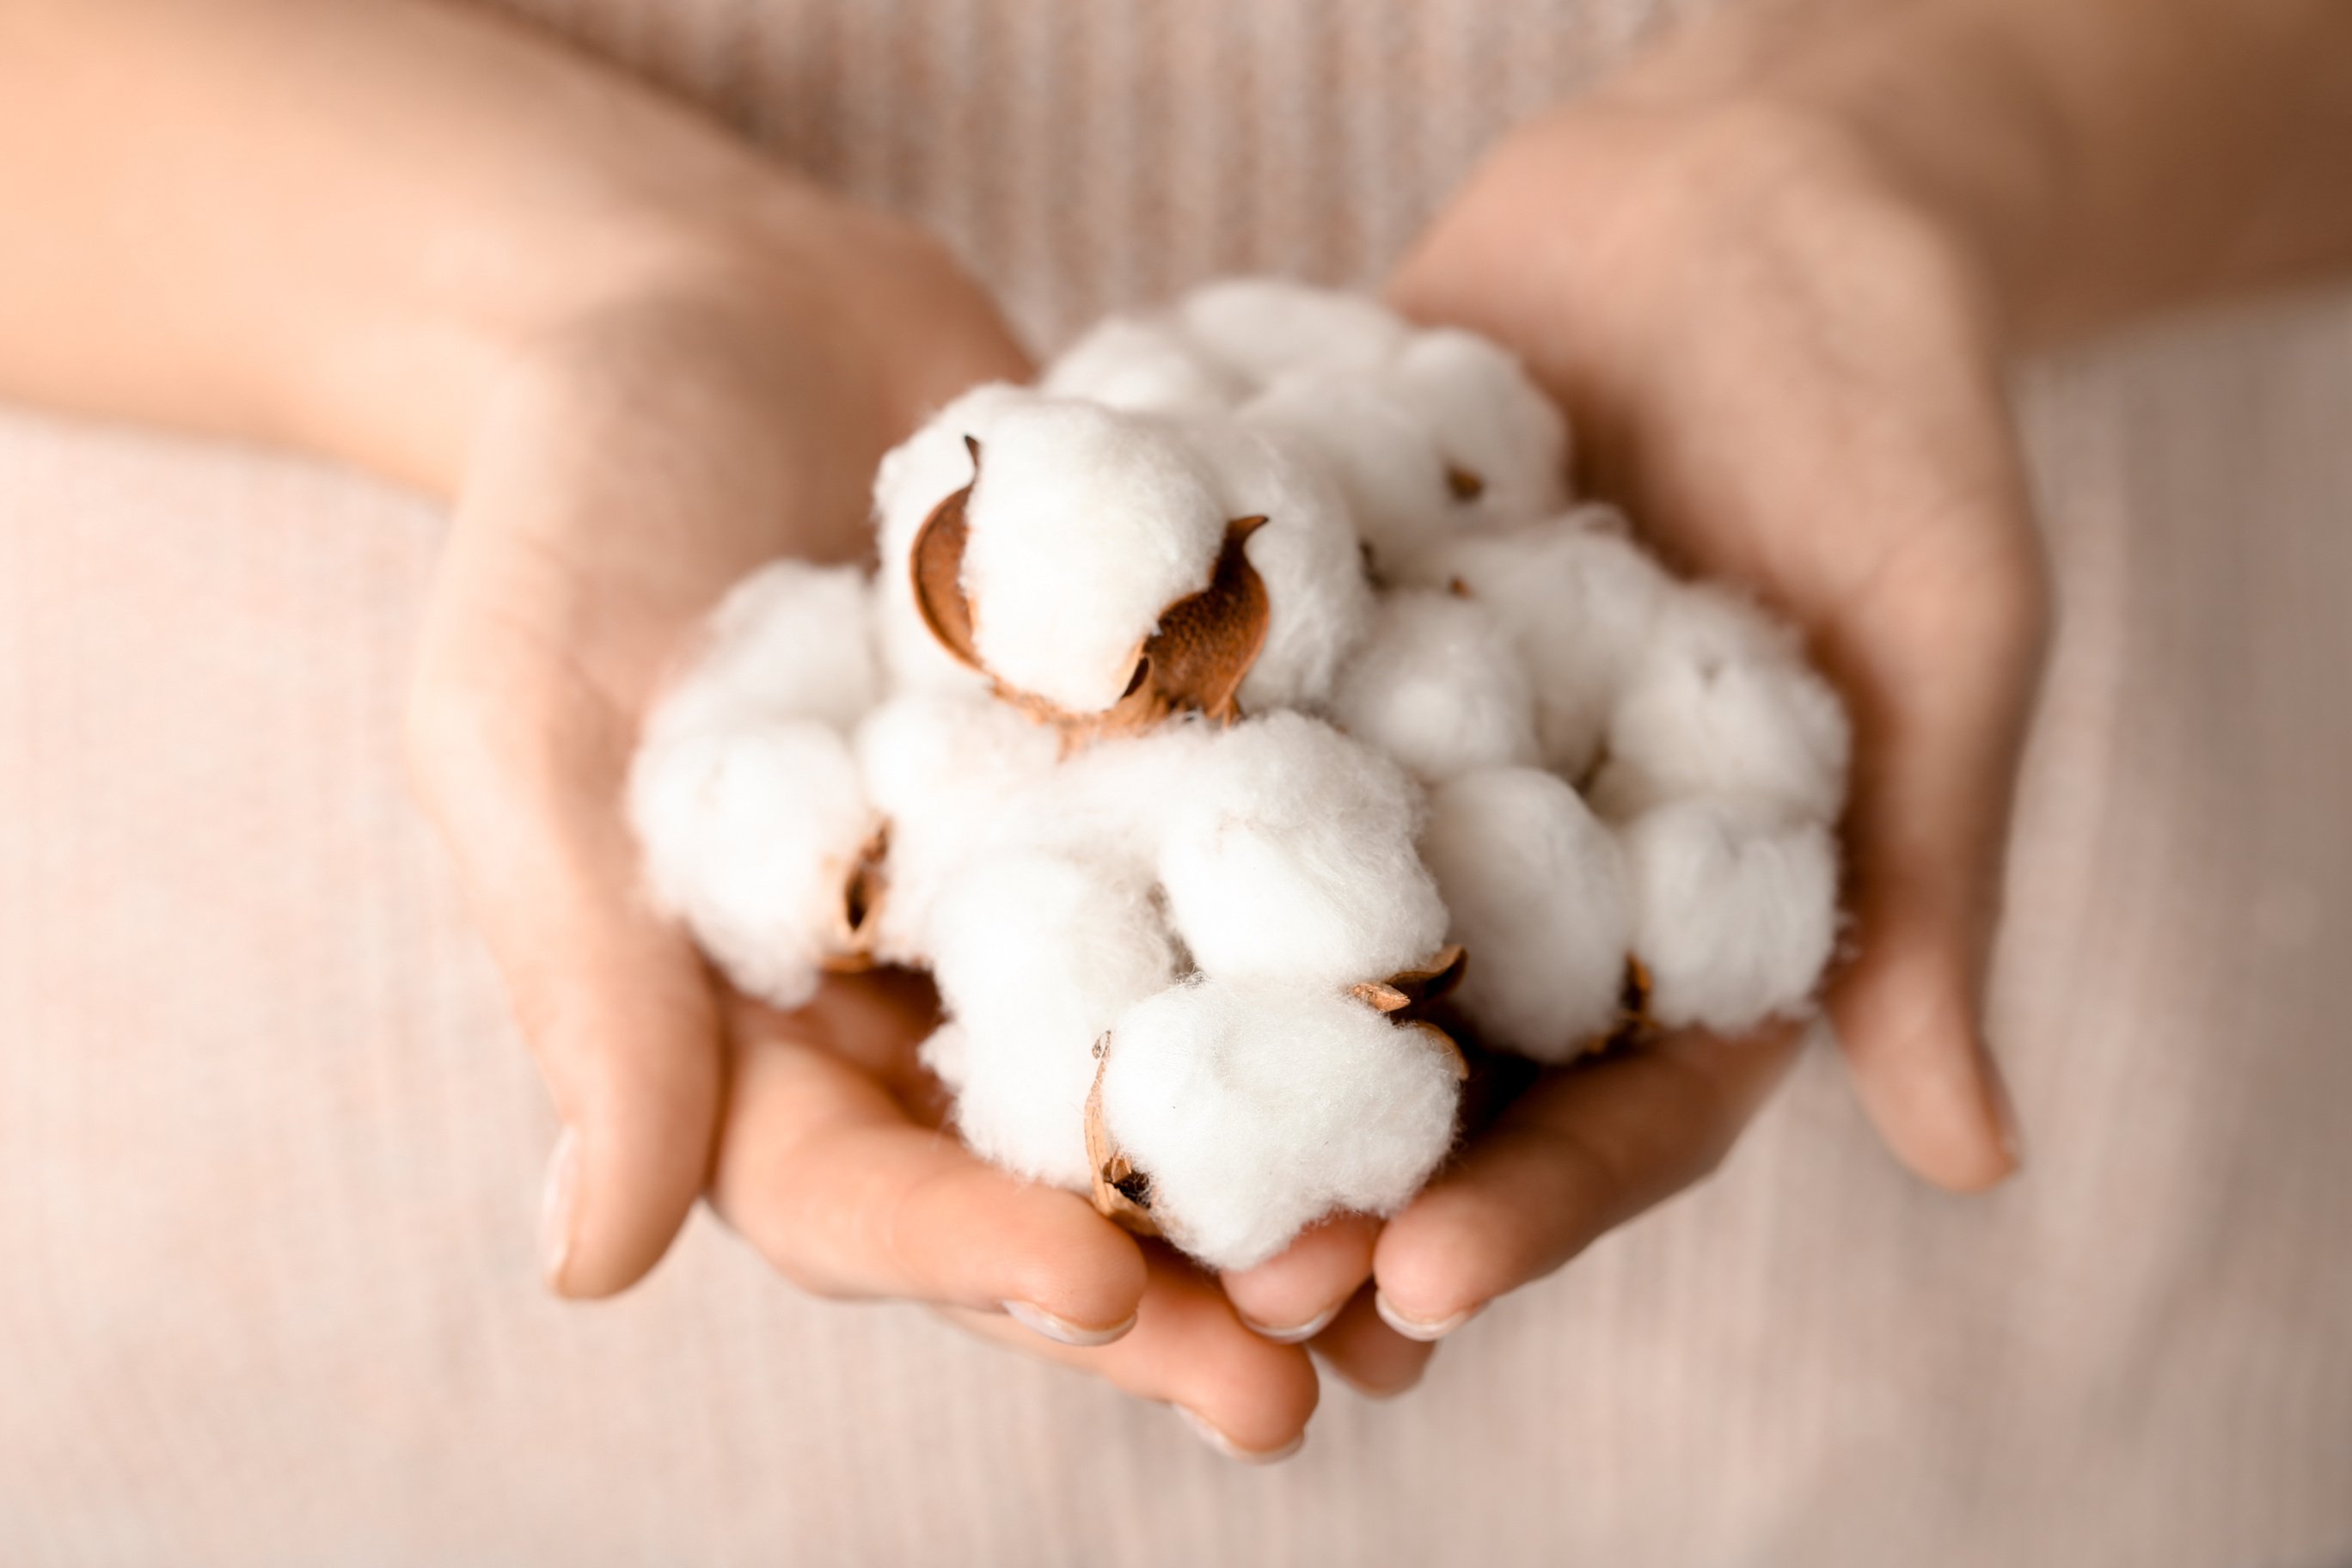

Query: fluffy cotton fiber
[1096,978,1461,1270]
[629,560,885,1007]
[927,853,1178,1187]
[634,277,1853,1269]
[628,721,875,1009]
[1040,316,1239,419]
[1621,798,1840,1034]
[1589,583,1852,824]
[1400,508,1672,779]
[1328,589,1538,783]
[1421,767,1630,1060]
[1383,327,1570,530]
[1155,711,1449,991]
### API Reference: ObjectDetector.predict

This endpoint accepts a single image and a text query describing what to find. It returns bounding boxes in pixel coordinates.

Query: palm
[1342,105,2046,1348]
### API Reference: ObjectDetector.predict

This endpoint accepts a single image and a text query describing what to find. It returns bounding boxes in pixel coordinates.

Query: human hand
[1345,92,2049,1371]
[404,200,1047,1300]
[404,199,1364,1456]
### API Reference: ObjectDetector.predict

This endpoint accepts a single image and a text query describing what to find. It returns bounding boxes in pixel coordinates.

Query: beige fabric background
[3,2,2349,1563]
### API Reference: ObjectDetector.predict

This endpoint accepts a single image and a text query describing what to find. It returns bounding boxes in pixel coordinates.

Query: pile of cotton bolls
[628,279,1848,1271]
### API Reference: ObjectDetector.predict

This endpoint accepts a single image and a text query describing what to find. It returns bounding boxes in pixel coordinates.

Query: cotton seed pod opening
[910,435,1275,738]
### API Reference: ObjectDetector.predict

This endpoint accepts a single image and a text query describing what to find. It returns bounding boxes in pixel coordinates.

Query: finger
[1826,539,2045,1190]
[1310,1285,1435,1399]
[711,993,1148,1338]
[1373,1024,1805,1331]
[408,662,720,1300]
[941,1247,1320,1462]
[1220,1212,1379,1344]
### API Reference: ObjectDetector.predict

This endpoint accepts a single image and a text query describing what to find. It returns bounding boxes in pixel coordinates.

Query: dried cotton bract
[629,279,1852,1271]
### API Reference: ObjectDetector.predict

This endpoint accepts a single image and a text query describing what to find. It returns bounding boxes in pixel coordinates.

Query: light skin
[2,0,2346,1461]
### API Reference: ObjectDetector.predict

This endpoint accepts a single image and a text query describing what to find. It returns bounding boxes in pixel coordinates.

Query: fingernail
[1000,1300,1136,1348]
[1236,1297,1347,1344]
[539,1128,579,1290]
[1375,1291,1482,1342]
[1329,1360,1427,1401]
[1177,1407,1305,1465]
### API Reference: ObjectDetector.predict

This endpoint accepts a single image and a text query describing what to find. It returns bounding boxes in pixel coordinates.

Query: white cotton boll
[1387,328,1570,529]
[1589,583,1851,824]
[1176,418,1374,710]
[959,401,1230,712]
[628,720,876,1009]
[853,693,1063,962]
[1175,278,1412,386]
[1400,510,1675,777]
[1327,590,1538,783]
[1008,714,1218,873]
[1157,712,1449,989]
[1241,374,1457,573]
[872,382,1034,697]
[1621,798,1839,1036]
[1421,768,1631,1061]
[929,854,1179,1189]
[1096,980,1461,1270]
[646,561,881,744]
[1043,317,1241,418]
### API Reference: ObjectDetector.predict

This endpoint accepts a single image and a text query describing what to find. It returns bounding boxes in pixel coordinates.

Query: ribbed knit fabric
[2,3,2348,1563]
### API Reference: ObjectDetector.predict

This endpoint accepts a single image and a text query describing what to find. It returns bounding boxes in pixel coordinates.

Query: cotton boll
[1421,767,1631,1060]
[853,693,1063,961]
[1095,980,1461,1270]
[1157,712,1449,989]
[1009,714,1218,874]
[646,561,881,744]
[628,720,876,1008]
[959,401,1230,712]
[1327,590,1538,782]
[1621,798,1839,1036]
[930,854,1179,1189]
[1589,583,1851,824]
[855,692,1062,824]
[872,382,1033,696]
[1175,278,1412,386]
[1387,328,1570,529]
[1176,418,1374,710]
[1241,373,1457,573]
[1400,510,1674,777]
[1043,316,1240,418]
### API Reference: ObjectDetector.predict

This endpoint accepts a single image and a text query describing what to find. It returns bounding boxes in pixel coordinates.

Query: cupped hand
[402,196,1341,1455]
[404,200,1030,1295]
[1344,95,2050,1359]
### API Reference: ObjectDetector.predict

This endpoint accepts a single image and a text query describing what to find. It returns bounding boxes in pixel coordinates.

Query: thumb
[1822,528,2048,1191]
[408,652,721,1298]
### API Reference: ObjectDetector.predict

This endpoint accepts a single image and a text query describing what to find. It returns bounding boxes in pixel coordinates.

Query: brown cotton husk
[1584,954,1656,1056]
[1349,944,1472,1081]
[910,438,1272,742]
[1083,1033,1160,1238]
[1444,464,1486,502]
[818,825,890,974]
